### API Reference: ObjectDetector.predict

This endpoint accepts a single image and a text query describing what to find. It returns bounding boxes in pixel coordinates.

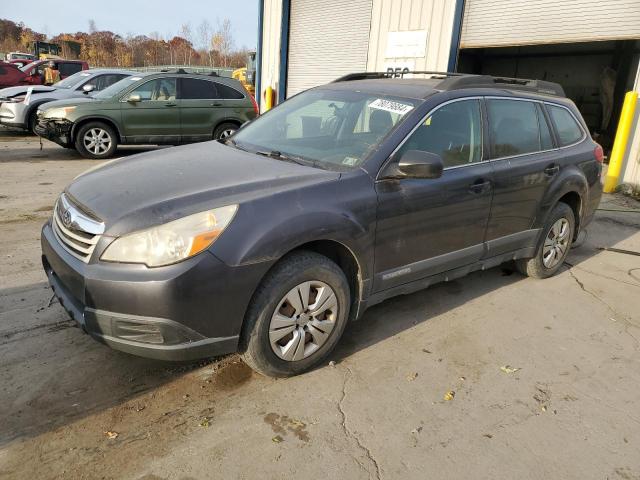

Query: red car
[9,59,34,68]
[0,59,89,88]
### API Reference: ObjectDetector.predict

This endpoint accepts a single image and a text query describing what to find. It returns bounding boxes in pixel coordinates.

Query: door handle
[164,102,177,107]
[544,164,560,176]
[469,179,491,193]
[211,102,223,107]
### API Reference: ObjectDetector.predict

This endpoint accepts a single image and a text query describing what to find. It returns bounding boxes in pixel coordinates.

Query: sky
[0,0,259,49]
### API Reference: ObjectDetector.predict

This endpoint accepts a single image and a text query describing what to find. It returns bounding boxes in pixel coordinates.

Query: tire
[213,122,238,140]
[516,202,575,279]
[74,122,118,159]
[28,111,38,134]
[240,251,351,377]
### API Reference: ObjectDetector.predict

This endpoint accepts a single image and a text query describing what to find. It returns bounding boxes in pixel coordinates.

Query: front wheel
[240,251,351,377]
[75,122,118,159]
[516,202,575,279]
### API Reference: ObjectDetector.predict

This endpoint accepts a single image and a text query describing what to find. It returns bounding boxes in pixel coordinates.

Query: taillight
[594,144,604,164]
[249,93,259,115]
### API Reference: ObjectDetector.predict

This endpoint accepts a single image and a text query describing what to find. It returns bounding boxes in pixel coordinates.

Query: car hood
[39,96,98,110]
[0,85,56,99]
[65,141,341,236]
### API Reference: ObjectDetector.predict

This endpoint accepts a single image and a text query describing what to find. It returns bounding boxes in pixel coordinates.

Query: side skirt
[358,246,536,314]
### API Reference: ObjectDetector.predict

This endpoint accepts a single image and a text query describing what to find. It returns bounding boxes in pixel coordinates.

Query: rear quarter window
[547,104,584,146]
[215,82,244,99]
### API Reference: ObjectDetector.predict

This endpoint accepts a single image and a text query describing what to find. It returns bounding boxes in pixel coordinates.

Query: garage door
[461,0,640,48]
[287,0,372,97]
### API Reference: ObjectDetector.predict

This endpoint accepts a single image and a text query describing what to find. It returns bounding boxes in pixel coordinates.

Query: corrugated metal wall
[259,0,282,112]
[366,0,456,72]
[461,0,640,48]
[287,0,373,96]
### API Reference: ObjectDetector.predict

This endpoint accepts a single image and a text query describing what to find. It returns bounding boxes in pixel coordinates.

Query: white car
[0,69,135,132]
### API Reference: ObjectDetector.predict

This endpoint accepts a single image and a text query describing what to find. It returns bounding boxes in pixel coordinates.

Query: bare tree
[180,23,193,65]
[211,18,233,67]
[88,19,97,34]
[197,20,213,66]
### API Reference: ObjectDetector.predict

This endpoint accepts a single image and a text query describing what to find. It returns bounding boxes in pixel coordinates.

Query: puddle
[263,412,310,442]
[213,360,253,390]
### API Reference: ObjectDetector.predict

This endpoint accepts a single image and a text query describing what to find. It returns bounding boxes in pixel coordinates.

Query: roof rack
[157,68,218,77]
[334,70,565,96]
[334,70,464,82]
[440,74,565,96]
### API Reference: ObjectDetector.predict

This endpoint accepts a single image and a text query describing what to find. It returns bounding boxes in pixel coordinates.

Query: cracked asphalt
[1,127,640,479]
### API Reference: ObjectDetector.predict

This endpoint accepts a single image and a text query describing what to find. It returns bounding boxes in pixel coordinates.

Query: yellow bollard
[603,91,638,193]
[264,86,274,112]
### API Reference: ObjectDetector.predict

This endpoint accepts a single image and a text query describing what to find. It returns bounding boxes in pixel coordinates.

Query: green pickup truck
[35,70,258,159]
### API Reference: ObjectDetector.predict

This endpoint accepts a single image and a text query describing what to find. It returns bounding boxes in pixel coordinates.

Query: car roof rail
[439,74,566,96]
[333,70,464,82]
[333,70,565,96]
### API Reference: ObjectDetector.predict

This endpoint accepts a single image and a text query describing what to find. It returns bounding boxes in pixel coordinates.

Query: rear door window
[536,103,554,150]
[180,78,217,99]
[487,99,542,158]
[547,104,584,146]
[59,63,82,76]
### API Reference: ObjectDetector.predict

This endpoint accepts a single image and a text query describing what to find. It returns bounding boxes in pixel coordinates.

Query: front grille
[51,194,104,263]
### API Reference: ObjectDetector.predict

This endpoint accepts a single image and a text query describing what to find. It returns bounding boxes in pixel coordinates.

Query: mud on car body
[41,71,603,377]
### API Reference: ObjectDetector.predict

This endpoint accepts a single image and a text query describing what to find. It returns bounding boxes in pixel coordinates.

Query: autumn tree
[211,18,233,68]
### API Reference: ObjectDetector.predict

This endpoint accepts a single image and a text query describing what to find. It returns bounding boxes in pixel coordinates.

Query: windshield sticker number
[368,98,413,116]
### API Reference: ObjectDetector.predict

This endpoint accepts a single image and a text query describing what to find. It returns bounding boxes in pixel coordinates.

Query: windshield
[93,75,144,99]
[52,71,92,89]
[232,89,419,170]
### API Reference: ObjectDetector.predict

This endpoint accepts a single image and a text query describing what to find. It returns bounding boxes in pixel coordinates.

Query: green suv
[35,71,258,159]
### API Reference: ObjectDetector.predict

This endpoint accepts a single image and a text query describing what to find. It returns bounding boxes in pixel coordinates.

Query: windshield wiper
[255,150,309,167]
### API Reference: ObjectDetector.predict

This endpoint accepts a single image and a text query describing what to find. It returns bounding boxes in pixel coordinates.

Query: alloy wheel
[219,128,236,139]
[269,281,338,361]
[83,128,112,156]
[542,218,570,268]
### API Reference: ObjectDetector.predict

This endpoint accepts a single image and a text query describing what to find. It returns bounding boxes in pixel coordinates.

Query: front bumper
[35,117,73,147]
[0,101,27,129]
[41,220,270,361]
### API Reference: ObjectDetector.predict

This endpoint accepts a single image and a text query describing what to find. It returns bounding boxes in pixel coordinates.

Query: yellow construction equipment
[232,51,256,97]
[603,91,638,193]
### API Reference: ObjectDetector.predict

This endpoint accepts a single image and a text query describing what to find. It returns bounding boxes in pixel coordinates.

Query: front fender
[210,173,377,283]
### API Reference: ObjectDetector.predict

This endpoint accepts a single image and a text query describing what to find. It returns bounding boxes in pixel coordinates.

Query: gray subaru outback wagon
[41,71,602,377]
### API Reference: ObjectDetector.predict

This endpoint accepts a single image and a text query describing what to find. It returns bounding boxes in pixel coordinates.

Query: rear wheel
[75,122,118,159]
[213,122,238,140]
[516,202,575,279]
[240,251,350,377]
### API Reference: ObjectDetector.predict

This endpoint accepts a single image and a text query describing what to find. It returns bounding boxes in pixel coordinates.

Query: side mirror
[30,70,38,76]
[384,150,444,179]
[127,94,141,103]
[82,84,95,93]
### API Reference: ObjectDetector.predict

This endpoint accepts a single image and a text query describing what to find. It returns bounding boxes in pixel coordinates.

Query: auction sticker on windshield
[368,98,414,115]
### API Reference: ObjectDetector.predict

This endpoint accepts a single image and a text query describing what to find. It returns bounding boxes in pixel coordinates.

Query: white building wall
[259,0,283,112]
[366,0,457,72]
[622,66,640,187]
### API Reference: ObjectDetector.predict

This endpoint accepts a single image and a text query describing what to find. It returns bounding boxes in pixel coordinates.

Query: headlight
[101,205,238,267]
[43,106,76,119]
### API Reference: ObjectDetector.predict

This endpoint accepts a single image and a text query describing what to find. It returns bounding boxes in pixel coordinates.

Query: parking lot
[1,127,640,479]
